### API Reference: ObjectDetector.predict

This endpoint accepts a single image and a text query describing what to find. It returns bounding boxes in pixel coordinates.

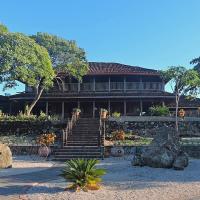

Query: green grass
[113,137,152,146]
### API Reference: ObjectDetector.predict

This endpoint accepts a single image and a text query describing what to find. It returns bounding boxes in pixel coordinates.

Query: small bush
[112,112,121,118]
[112,130,125,140]
[60,159,106,192]
[149,105,170,116]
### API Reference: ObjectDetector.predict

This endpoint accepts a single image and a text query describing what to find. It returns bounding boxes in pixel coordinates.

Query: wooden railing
[46,81,164,93]
[99,118,106,159]
[62,113,78,146]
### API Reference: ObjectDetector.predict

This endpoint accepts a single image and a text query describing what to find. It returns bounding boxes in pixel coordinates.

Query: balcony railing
[44,81,164,93]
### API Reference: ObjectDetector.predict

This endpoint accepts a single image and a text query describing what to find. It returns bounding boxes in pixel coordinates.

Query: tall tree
[161,66,200,134]
[30,33,89,91]
[190,57,200,72]
[0,31,55,115]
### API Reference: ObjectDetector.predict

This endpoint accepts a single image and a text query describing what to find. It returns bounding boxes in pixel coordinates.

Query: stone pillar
[140,100,143,116]
[162,101,165,106]
[61,101,65,119]
[45,101,49,115]
[124,100,127,116]
[77,101,80,109]
[93,101,95,118]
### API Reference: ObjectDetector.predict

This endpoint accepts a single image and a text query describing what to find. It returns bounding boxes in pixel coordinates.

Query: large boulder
[173,152,189,170]
[0,143,12,168]
[132,127,188,170]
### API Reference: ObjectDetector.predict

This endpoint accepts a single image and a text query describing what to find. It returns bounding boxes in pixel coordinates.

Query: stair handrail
[63,113,79,146]
[99,117,106,159]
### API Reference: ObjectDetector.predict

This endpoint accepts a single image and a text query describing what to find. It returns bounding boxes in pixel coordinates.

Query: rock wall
[0,121,65,145]
[106,117,200,137]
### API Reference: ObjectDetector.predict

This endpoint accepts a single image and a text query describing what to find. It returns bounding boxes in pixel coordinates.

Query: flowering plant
[37,133,56,146]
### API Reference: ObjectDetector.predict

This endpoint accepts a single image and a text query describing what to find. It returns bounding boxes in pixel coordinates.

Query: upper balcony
[47,81,165,93]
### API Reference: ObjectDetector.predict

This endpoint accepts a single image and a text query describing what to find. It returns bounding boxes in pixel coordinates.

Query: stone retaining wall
[107,117,200,137]
[104,145,200,158]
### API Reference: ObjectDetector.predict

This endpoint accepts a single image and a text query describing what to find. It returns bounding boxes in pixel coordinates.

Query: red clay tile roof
[88,62,159,76]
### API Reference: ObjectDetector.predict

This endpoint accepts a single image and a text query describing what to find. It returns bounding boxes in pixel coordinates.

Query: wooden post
[62,101,65,119]
[124,76,126,92]
[93,77,96,91]
[78,101,80,109]
[124,100,126,116]
[108,76,111,92]
[139,77,143,90]
[93,101,95,118]
[108,100,111,115]
[45,101,49,115]
[140,100,143,116]
[78,81,80,93]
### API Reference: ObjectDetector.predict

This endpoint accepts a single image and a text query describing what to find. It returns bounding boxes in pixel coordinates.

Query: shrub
[60,159,106,192]
[112,130,125,140]
[149,105,170,116]
[38,111,48,121]
[36,133,56,146]
[112,112,121,118]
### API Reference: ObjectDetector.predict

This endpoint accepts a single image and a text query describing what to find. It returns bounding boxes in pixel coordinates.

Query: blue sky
[1,0,200,95]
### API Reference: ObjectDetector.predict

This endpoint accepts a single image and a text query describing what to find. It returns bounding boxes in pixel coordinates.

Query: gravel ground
[0,155,54,177]
[27,157,200,200]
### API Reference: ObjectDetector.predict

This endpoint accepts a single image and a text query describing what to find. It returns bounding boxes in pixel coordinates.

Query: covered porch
[36,98,167,119]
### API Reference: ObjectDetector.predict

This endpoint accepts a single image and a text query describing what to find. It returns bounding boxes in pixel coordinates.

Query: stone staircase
[54,118,103,161]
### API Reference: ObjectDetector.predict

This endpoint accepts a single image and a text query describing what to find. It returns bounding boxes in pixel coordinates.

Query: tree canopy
[161,66,200,133]
[0,31,55,114]
[30,32,89,81]
[0,23,9,33]
[0,32,55,89]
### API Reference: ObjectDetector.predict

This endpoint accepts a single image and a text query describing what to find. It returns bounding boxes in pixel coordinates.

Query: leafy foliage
[161,66,200,132]
[0,32,55,90]
[0,23,9,33]
[0,110,60,122]
[60,159,106,191]
[149,105,170,116]
[112,130,125,140]
[112,112,121,118]
[30,32,89,81]
[190,57,200,72]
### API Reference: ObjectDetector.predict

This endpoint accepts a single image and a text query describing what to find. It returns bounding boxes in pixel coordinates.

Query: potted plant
[37,133,56,157]
[100,108,108,119]
[179,108,185,119]
[73,108,81,117]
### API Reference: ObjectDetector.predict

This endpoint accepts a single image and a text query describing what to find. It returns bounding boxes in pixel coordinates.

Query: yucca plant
[60,159,106,192]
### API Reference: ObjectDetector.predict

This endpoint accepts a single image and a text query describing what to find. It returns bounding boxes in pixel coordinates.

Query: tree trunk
[175,94,179,135]
[27,88,44,116]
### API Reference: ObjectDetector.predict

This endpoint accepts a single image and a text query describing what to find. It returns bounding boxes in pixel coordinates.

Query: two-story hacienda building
[8,62,175,118]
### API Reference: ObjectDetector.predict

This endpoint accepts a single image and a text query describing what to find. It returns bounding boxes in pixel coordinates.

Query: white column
[61,101,65,119]
[124,76,126,92]
[45,101,48,115]
[93,101,95,118]
[140,100,143,116]
[162,101,165,106]
[124,100,126,116]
